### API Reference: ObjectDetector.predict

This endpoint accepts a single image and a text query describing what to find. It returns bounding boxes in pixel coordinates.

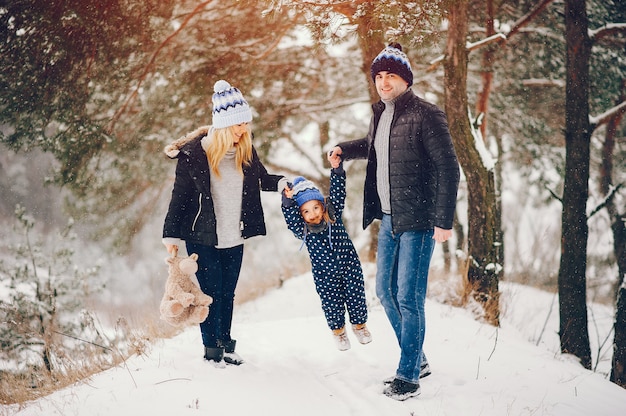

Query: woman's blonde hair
[206,125,253,177]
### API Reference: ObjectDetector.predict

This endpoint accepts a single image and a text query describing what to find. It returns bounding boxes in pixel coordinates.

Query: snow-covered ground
[6,267,626,416]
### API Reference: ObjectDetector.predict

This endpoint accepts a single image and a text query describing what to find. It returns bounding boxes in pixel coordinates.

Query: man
[327,43,460,401]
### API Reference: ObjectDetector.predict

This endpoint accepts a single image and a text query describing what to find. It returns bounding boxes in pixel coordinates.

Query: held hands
[283,185,294,199]
[327,145,451,243]
[327,146,342,169]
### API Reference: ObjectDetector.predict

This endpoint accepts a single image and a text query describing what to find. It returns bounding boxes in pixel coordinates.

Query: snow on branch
[589,23,626,43]
[521,78,565,88]
[467,33,507,52]
[428,33,507,68]
[590,100,626,129]
[468,108,495,171]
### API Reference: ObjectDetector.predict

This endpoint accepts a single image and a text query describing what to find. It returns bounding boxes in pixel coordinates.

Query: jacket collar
[372,88,414,115]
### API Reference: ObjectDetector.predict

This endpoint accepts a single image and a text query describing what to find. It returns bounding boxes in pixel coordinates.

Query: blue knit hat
[212,80,253,129]
[292,176,325,208]
[370,43,413,86]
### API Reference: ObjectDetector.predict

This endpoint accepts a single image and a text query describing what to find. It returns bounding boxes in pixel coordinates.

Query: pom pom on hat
[291,176,325,208]
[370,43,413,87]
[212,80,253,129]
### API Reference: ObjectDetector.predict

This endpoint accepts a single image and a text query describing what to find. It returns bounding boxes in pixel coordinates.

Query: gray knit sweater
[209,148,245,248]
[374,98,396,214]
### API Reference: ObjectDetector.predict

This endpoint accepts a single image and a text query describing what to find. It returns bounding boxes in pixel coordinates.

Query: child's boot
[332,328,351,351]
[352,323,372,344]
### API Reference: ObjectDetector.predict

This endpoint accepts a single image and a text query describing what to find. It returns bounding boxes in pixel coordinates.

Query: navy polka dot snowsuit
[282,169,368,331]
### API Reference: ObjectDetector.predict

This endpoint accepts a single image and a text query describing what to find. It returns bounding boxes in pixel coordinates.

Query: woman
[162,80,288,367]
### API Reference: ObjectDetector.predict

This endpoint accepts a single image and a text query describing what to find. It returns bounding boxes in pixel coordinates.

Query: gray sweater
[210,148,245,248]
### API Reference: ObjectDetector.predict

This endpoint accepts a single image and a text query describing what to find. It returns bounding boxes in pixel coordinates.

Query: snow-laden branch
[428,33,506,68]
[521,78,565,88]
[589,23,626,43]
[467,33,508,52]
[590,100,626,129]
[468,107,495,172]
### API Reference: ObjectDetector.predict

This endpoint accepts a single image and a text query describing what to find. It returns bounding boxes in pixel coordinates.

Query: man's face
[375,71,408,101]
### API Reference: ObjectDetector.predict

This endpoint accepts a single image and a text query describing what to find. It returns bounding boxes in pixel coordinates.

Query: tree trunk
[353,4,385,262]
[601,80,626,388]
[558,0,592,369]
[477,0,505,284]
[444,0,501,325]
[612,277,626,388]
[476,0,495,141]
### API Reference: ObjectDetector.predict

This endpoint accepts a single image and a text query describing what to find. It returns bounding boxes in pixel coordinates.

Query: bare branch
[588,183,624,219]
[106,1,214,134]
[546,186,562,203]
[506,0,555,39]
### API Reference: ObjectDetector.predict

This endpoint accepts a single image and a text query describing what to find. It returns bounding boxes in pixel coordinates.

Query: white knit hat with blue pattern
[212,80,253,129]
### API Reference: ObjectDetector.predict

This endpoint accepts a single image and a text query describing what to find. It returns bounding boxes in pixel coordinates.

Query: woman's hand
[165,243,179,257]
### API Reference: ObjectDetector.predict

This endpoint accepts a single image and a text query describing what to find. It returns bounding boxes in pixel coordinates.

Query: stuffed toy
[160,253,213,327]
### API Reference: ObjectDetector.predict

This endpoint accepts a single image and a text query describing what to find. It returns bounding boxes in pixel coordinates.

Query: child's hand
[327,147,342,169]
[283,184,294,198]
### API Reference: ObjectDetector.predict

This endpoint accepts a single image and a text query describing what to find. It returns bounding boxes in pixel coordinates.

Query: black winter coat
[338,89,460,233]
[163,133,284,247]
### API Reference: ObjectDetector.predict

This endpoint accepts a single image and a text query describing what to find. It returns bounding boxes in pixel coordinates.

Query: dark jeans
[186,243,244,348]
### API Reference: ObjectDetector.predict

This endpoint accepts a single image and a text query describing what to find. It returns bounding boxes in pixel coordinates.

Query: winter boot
[204,346,225,368]
[351,323,373,344]
[383,359,431,385]
[332,328,351,351]
[221,339,244,366]
[383,378,421,401]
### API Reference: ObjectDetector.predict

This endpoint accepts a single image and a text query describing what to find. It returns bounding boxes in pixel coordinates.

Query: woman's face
[299,200,325,225]
[231,123,249,144]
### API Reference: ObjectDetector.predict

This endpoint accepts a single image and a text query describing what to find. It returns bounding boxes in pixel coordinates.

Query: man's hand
[433,227,452,243]
[327,146,342,169]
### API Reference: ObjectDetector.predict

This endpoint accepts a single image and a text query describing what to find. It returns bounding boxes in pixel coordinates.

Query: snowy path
[8,272,626,416]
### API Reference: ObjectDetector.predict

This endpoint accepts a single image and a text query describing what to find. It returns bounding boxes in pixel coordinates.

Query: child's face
[299,200,325,225]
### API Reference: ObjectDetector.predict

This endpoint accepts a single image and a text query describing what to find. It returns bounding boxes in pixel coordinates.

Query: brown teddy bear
[160,253,213,327]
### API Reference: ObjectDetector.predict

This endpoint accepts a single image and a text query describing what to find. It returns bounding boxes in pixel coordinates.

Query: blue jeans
[186,243,243,348]
[375,215,435,384]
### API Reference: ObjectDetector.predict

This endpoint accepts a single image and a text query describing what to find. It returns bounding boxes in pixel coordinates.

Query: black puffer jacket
[338,89,460,233]
[163,127,285,246]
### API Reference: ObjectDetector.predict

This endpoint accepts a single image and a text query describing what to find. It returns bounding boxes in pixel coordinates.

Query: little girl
[281,163,371,351]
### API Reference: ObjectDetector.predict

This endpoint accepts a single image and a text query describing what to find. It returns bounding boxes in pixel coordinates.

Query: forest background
[1,0,625,405]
